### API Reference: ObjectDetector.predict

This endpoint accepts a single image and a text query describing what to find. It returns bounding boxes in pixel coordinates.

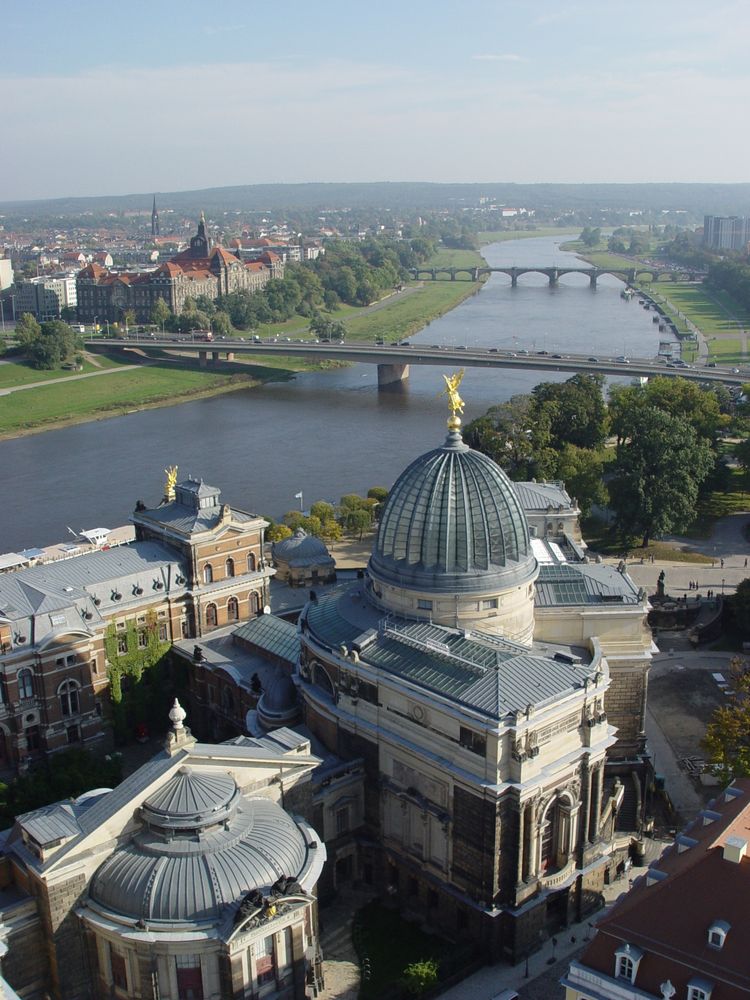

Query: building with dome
[0,703,325,1000]
[295,394,652,962]
[272,530,336,589]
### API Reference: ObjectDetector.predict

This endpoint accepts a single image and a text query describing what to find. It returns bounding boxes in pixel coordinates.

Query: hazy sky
[4,0,750,201]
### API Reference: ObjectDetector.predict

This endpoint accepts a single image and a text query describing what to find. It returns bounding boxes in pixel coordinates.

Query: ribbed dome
[369,429,536,593]
[89,788,309,926]
[273,529,332,567]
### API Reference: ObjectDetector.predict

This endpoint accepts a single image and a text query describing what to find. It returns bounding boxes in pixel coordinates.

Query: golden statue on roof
[440,369,465,430]
[164,465,178,502]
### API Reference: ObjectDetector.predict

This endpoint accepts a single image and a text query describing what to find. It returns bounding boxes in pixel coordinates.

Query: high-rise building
[14,273,77,320]
[703,214,750,251]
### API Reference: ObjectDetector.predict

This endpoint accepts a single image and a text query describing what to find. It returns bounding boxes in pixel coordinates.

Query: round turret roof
[88,769,310,927]
[369,428,537,593]
[273,529,333,567]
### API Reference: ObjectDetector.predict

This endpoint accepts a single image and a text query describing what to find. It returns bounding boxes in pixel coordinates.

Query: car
[552,353,563,359]
[431,344,441,349]
[457,345,467,350]
[615,355,630,363]
[707,362,717,368]
[518,348,529,355]
[731,367,740,374]
[537,350,549,355]
[588,356,599,362]
[489,348,499,353]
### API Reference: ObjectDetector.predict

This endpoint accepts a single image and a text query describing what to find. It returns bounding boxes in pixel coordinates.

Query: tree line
[465,373,731,547]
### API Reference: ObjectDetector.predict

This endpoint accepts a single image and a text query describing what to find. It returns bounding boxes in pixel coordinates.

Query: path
[0,362,152,396]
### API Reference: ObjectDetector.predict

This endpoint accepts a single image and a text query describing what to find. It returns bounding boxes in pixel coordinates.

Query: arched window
[225,557,235,578]
[206,604,218,628]
[617,955,634,981]
[17,669,33,700]
[59,679,80,717]
[250,592,260,614]
[203,563,213,584]
[222,686,235,712]
[227,596,239,621]
[247,552,256,573]
[312,662,335,698]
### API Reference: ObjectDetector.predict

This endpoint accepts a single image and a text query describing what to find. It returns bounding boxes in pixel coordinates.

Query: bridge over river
[87,337,746,388]
[410,265,707,287]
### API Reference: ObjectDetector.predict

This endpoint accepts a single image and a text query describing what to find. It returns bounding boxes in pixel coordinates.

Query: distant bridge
[86,337,745,389]
[410,265,707,287]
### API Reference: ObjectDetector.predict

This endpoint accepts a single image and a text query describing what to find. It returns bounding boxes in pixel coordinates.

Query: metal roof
[370,429,537,594]
[304,588,596,718]
[513,480,574,512]
[16,802,81,846]
[535,562,641,607]
[233,614,300,665]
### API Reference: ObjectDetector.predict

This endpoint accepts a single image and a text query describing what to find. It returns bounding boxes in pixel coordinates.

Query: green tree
[212,310,232,337]
[150,297,171,329]
[15,312,42,350]
[555,444,608,518]
[703,661,750,782]
[122,308,137,330]
[310,501,336,522]
[609,377,728,447]
[464,394,554,479]
[532,373,608,450]
[344,508,372,539]
[610,406,714,546]
[267,523,293,543]
[579,227,601,248]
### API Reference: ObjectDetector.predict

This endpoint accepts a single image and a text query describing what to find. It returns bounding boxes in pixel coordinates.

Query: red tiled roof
[578,780,750,998]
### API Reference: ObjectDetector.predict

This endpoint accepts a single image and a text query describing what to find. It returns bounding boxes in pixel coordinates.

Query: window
[90,658,98,675]
[225,557,235,578]
[25,726,40,751]
[708,921,729,949]
[17,669,33,700]
[689,989,709,1000]
[117,635,128,654]
[67,724,80,744]
[256,935,275,986]
[110,945,128,990]
[616,956,633,981]
[248,552,256,572]
[203,563,213,584]
[481,598,498,610]
[459,726,486,756]
[158,623,168,641]
[137,631,148,649]
[59,680,80,717]
[335,806,350,836]
[417,599,433,611]
[175,955,203,1000]
[227,596,239,621]
[205,604,218,628]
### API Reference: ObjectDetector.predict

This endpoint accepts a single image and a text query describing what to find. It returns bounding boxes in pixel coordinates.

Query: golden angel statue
[164,465,178,502]
[440,369,465,428]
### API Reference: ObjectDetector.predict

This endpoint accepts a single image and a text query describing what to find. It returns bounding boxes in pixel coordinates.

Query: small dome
[89,778,309,926]
[370,429,536,593]
[260,673,298,714]
[273,529,333,567]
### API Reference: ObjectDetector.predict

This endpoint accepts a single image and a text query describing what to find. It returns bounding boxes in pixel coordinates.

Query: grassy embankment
[479,227,579,245]
[0,247,486,437]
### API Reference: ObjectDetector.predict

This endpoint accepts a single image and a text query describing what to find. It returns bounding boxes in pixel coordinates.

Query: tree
[703,662,750,783]
[212,310,232,337]
[532,373,608,450]
[122,309,136,330]
[15,312,42,350]
[150,297,171,329]
[344,508,372,540]
[579,227,601,248]
[609,406,714,546]
[555,444,608,518]
[267,523,293,543]
[609,377,727,449]
[464,395,555,479]
[310,501,335,522]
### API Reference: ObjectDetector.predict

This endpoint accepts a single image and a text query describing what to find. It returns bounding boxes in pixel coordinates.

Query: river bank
[0,254,486,440]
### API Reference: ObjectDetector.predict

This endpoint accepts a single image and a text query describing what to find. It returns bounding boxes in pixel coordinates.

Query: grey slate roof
[273,529,334,567]
[513,480,576,512]
[304,586,596,718]
[0,541,187,646]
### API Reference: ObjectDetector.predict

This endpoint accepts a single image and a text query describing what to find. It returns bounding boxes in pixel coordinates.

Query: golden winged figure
[440,369,466,428]
[164,465,178,502]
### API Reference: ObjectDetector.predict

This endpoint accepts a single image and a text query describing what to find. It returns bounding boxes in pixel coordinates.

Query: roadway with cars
[85,335,750,387]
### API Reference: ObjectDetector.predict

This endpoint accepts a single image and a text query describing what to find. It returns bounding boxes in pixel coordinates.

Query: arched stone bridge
[410,266,706,287]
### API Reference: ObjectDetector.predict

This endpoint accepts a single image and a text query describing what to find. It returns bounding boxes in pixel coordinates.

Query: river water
[2,236,670,551]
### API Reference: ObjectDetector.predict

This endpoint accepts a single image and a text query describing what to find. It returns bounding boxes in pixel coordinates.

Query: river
[2,236,671,551]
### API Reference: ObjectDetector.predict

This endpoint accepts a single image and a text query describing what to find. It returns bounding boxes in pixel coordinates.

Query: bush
[402,959,439,996]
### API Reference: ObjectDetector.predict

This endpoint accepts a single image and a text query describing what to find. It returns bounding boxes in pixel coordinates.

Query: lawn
[0,354,126,389]
[0,359,294,436]
[645,283,746,339]
[426,247,485,270]
[354,903,458,1000]
[343,279,482,343]
[479,227,578,245]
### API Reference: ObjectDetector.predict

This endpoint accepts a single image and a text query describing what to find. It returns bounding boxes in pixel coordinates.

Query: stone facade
[76,217,284,324]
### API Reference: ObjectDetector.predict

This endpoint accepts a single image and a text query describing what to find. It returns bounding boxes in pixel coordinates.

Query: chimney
[723,836,747,864]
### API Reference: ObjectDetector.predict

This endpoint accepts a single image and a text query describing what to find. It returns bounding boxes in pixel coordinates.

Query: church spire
[151,195,159,237]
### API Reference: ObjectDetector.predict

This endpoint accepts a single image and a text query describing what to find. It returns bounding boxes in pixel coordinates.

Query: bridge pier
[510,269,518,288]
[548,269,559,288]
[450,270,456,281]
[589,273,598,289]
[199,350,208,367]
[377,363,410,387]
[226,352,235,361]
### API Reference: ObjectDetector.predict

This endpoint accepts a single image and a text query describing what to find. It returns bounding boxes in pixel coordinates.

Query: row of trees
[465,374,730,547]
[706,259,750,313]
[15,314,84,369]
[266,490,388,544]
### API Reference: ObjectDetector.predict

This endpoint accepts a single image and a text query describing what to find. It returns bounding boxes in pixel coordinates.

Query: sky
[3,0,750,201]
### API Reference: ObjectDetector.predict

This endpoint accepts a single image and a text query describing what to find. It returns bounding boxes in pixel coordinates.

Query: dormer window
[688,977,714,1000]
[614,943,642,984]
[707,920,730,949]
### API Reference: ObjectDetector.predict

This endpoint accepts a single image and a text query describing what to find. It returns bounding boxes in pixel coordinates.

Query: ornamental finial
[169,698,186,731]
[440,370,465,431]
[164,465,178,502]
